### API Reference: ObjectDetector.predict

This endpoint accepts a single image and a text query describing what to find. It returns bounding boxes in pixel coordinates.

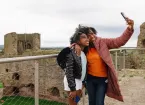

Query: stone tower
[137,22,145,48]
[4,32,40,56]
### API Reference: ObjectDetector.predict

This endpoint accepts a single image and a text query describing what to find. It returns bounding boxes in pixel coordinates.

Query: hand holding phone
[121,12,128,21]
[121,12,134,30]
[73,96,80,103]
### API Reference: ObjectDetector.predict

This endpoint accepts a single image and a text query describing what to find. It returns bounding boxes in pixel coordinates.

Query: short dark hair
[70,25,88,44]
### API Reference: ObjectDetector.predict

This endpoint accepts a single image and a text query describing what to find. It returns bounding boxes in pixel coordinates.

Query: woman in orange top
[74,17,134,105]
[84,32,109,105]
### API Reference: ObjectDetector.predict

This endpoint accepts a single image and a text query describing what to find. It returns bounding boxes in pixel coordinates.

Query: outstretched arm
[102,18,134,49]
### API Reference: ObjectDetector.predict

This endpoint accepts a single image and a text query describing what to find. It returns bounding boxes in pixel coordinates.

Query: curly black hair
[70,25,89,44]
[70,25,97,44]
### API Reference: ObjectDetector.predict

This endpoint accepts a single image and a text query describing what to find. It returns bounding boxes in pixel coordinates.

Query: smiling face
[87,29,96,42]
[77,33,89,47]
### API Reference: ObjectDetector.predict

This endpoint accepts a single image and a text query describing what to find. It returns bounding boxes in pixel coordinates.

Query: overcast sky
[0,0,145,47]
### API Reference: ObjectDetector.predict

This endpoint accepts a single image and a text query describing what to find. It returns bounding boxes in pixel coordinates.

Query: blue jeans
[86,74,107,105]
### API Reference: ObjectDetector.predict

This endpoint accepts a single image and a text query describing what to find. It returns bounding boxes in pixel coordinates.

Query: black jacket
[57,47,84,91]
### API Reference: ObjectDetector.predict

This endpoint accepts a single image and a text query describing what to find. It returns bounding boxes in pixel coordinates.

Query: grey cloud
[93,25,125,33]
[17,0,125,23]
[18,0,101,16]
[90,25,139,39]
[43,25,139,47]
[1,0,141,47]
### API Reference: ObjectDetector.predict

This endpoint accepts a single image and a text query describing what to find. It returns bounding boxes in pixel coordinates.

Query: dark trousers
[86,74,107,105]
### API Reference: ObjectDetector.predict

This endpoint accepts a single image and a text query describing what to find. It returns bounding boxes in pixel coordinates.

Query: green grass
[0,96,66,105]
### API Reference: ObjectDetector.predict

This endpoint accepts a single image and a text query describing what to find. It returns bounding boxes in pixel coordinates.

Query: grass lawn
[0,96,66,105]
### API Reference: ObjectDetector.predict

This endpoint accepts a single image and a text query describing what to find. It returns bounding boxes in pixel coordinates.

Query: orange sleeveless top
[86,48,107,77]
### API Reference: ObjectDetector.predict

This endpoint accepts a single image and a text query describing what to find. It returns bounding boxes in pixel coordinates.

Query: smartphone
[73,96,80,103]
[121,12,127,21]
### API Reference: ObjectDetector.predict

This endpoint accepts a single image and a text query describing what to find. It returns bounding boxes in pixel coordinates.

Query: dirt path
[79,74,145,105]
[105,76,145,105]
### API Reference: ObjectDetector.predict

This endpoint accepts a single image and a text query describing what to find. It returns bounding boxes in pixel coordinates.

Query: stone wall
[4,32,18,56]
[137,22,145,48]
[4,32,40,56]
[0,56,65,102]
[0,32,65,102]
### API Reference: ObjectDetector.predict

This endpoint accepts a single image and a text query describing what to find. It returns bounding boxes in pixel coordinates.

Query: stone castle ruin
[0,32,65,102]
[4,32,40,56]
[137,22,145,48]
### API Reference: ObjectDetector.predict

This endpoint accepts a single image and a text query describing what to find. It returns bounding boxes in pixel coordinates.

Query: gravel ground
[79,69,145,105]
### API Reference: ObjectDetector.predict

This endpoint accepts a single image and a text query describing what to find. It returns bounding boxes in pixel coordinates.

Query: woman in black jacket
[57,26,89,105]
